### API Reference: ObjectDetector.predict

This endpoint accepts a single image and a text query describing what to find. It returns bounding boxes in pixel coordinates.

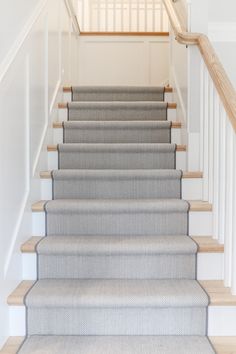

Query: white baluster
[212,93,220,240]
[152,0,155,32]
[199,59,204,173]
[208,79,214,204]
[144,0,148,32]
[137,0,140,31]
[121,0,124,32]
[129,0,132,32]
[113,0,116,31]
[231,136,236,294]
[105,0,108,32]
[224,121,234,287]
[160,0,164,32]
[203,69,209,202]
[218,109,226,244]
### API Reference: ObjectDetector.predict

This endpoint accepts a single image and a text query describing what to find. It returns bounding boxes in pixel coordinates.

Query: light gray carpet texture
[19,86,214,353]
[71,86,165,102]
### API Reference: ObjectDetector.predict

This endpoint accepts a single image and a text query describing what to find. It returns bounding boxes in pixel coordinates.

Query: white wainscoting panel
[0,0,78,346]
[77,35,169,86]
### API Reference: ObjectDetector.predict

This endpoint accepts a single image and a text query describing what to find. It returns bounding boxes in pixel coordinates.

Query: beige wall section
[77,36,169,86]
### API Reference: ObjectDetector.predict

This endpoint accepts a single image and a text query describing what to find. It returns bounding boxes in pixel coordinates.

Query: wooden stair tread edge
[62,86,173,93]
[0,337,25,354]
[182,171,203,178]
[53,121,180,128]
[47,144,187,152]
[40,171,203,180]
[188,200,212,212]
[200,281,236,306]
[40,171,52,179]
[58,102,177,109]
[210,337,236,354]
[32,200,212,212]
[7,281,35,306]
[8,280,236,307]
[21,237,44,253]
[192,236,224,253]
[53,122,63,128]
[31,200,47,212]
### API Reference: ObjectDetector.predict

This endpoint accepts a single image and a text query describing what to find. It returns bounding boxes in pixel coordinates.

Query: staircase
[15,86,215,353]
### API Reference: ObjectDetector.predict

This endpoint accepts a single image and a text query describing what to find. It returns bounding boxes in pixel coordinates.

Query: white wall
[0,0,41,67]
[77,35,169,86]
[208,0,236,22]
[0,0,78,347]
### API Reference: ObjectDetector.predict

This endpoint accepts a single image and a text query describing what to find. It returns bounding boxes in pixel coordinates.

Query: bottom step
[18,336,215,354]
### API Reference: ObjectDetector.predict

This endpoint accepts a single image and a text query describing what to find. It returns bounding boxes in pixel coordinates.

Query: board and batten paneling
[0,0,78,346]
[77,35,169,85]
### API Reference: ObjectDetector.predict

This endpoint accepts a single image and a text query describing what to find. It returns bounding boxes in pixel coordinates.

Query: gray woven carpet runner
[19,86,214,353]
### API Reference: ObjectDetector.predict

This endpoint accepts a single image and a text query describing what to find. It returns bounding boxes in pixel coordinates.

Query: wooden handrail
[163,0,236,132]
[64,0,80,35]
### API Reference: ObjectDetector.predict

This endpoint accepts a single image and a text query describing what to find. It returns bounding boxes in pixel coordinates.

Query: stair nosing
[22,236,223,254]
[31,199,212,212]
[7,280,233,307]
[47,144,187,152]
[40,170,203,179]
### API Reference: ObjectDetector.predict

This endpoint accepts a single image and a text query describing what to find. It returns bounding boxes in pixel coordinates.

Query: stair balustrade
[164,0,236,294]
[73,0,168,33]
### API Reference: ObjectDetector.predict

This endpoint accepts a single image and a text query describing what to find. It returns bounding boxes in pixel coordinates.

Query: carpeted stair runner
[71,86,165,102]
[19,85,214,353]
[63,121,171,143]
[58,143,176,169]
[68,102,168,121]
[51,170,182,199]
[18,336,215,354]
[37,235,197,279]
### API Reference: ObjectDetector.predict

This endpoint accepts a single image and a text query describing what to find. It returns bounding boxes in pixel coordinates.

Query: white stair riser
[58,108,177,123]
[47,151,187,171]
[40,178,203,201]
[182,178,203,200]
[208,306,236,336]
[167,108,176,122]
[63,92,72,102]
[53,127,182,145]
[22,251,223,281]
[164,92,173,102]
[32,211,213,238]
[189,211,212,236]
[9,306,26,336]
[197,253,224,280]
[9,304,236,336]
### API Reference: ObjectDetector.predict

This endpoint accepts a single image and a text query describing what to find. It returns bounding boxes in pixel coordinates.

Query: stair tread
[25,279,209,308]
[63,120,172,128]
[48,143,186,152]
[22,236,219,254]
[64,85,173,92]
[51,169,182,179]
[17,335,214,354]
[68,101,168,109]
[36,235,197,255]
[58,142,177,151]
[40,170,203,179]
[44,198,190,213]
[32,199,211,212]
[53,121,181,128]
